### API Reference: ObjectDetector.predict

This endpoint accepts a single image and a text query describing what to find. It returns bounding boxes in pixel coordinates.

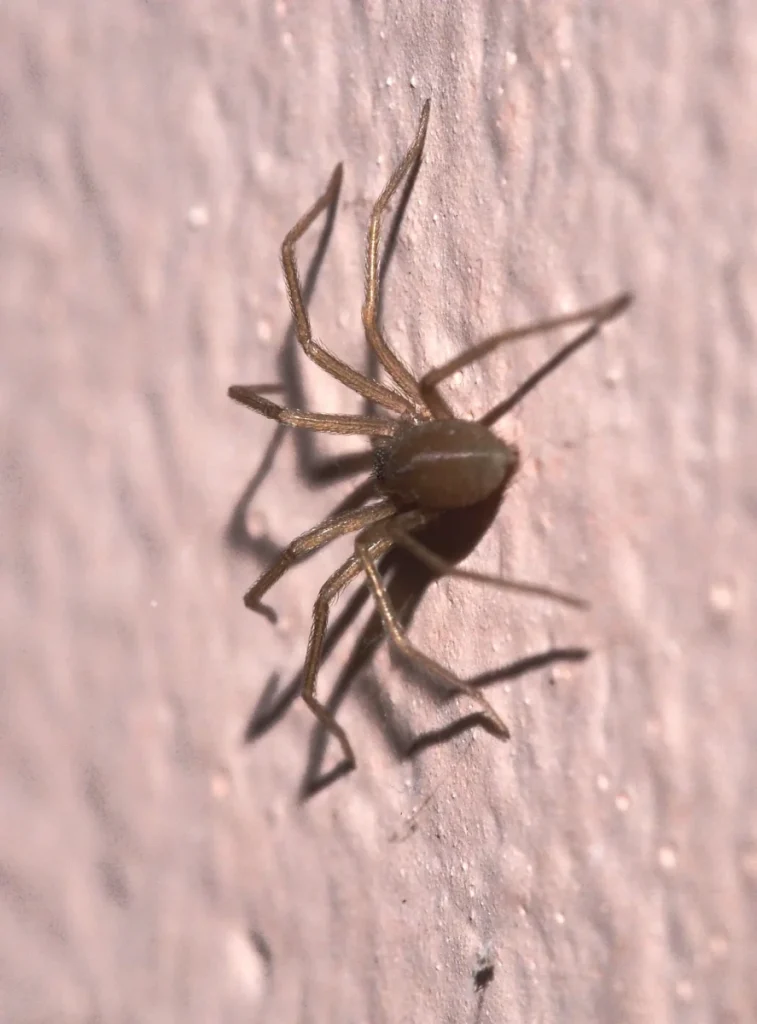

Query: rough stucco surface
[2,1,756,1021]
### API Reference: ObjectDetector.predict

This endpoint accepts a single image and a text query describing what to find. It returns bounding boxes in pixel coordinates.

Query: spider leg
[228,385,400,438]
[281,162,414,418]
[355,513,511,740]
[418,293,632,419]
[388,524,588,609]
[301,536,395,767]
[244,499,396,623]
[362,102,434,417]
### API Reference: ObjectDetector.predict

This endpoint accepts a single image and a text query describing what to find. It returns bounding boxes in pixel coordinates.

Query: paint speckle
[186,204,209,229]
[596,773,610,792]
[275,611,293,636]
[256,319,273,343]
[658,845,678,871]
[410,75,418,89]
[226,930,271,1006]
[615,791,631,813]
[245,509,269,539]
[211,770,231,800]
[550,663,573,685]
[709,582,735,616]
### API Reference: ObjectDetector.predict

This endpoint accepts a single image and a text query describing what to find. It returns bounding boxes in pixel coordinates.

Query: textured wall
[2,1,756,1021]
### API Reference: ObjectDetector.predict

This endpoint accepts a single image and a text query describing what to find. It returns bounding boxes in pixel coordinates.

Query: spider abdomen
[377,419,519,510]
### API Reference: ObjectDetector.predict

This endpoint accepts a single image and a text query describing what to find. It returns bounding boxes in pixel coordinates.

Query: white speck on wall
[709,582,735,615]
[245,510,269,540]
[615,792,631,813]
[186,204,210,229]
[226,931,269,1007]
[658,845,678,871]
[211,770,230,800]
[274,611,293,636]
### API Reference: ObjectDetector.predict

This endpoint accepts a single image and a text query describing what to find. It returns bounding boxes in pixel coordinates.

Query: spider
[229,100,630,768]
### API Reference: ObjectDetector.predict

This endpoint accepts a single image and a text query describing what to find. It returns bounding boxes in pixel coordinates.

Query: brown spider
[229,100,630,768]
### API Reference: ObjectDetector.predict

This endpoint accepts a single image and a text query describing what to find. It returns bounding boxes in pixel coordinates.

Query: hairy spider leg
[362,100,447,419]
[355,510,511,741]
[301,533,396,767]
[243,499,396,623]
[281,162,414,418]
[227,386,401,437]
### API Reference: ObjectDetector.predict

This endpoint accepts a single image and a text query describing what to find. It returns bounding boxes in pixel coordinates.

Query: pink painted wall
[2,1,755,1020]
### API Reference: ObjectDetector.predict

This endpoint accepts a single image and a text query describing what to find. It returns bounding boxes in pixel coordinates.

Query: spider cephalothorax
[229,100,630,768]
